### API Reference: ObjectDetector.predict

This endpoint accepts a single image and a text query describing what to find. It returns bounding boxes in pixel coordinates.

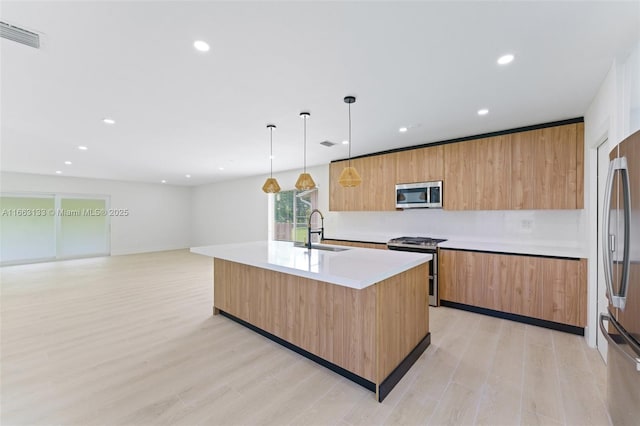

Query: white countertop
[190,241,431,289]
[325,234,585,259]
[437,240,586,258]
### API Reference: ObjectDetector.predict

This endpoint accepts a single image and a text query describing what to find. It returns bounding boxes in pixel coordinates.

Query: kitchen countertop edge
[191,241,431,290]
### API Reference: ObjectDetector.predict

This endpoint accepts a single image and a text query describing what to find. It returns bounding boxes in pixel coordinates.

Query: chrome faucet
[307,209,324,249]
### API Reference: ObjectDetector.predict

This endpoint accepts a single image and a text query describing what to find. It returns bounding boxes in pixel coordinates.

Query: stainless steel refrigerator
[600,129,640,425]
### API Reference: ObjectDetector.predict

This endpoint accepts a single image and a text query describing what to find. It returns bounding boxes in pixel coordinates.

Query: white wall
[0,172,192,255]
[327,208,584,247]
[190,165,329,246]
[584,40,640,349]
[191,160,584,250]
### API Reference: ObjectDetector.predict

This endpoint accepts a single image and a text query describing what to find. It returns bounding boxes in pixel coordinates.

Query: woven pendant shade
[262,177,281,193]
[295,173,316,191]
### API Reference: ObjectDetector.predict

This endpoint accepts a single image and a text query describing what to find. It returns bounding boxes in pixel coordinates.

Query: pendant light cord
[303,114,307,173]
[348,102,352,168]
[269,126,274,178]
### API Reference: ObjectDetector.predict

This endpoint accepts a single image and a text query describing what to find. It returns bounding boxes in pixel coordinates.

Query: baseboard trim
[218,310,377,393]
[439,300,584,335]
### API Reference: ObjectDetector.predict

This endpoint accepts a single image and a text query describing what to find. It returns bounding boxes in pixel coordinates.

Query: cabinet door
[359,154,397,211]
[540,258,586,327]
[512,124,578,209]
[329,154,397,212]
[440,249,586,327]
[444,137,511,210]
[474,136,512,210]
[329,160,350,211]
[396,145,444,184]
[506,255,544,319]
[576,122,584,209]
[439,249,462,302]
[443,142,476,210]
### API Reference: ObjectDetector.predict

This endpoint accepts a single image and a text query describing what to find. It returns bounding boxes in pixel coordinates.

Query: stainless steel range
[387,236,447,306]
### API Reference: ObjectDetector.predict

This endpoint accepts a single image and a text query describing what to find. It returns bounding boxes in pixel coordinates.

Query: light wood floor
[1,250,610,425]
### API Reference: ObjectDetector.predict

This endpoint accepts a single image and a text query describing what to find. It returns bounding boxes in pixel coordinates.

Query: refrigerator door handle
[602,157,630,309]
[599,313,640,371]
[619,156,632,310]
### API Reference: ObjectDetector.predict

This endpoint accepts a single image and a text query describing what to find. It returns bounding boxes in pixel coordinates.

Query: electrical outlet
[521,219,533,230]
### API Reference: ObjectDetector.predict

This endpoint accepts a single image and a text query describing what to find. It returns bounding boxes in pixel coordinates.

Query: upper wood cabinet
[444,136,511,210]
[330,121,584,212]
[444,122,583,210]
[395,145,444,184]
[329,154,397,211]
[511,123,581,209]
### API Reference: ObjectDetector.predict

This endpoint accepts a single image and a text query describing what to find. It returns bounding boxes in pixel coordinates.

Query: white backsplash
[325,208,586,248]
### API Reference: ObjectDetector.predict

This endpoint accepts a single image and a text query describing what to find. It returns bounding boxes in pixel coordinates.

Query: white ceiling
[1,1,639,186]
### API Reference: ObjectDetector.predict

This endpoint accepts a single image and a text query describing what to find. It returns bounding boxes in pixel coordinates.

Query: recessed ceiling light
[497,54,514,65]
[194,40,210,52]
[161,179,167,184]
[399,127,408,133]
[78,145,88,150]
[185,174,191,178]
[477,109,489,116]
[219,167,225,171]
[342,140,349,145]
[55,170,62,174]
[269,155,275,159]
[64,161,72,165]
[103,118,115,125]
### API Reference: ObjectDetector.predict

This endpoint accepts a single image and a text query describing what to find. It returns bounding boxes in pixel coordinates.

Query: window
[272,189,318,243]
[0,193,110,265]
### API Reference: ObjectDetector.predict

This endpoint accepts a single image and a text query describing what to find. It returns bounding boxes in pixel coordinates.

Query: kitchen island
[191,241,431,402]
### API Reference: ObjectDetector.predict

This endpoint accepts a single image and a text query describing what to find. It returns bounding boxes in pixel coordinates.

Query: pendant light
[295,111,316,190]
[262,124,281,193]
[339,96,362,187]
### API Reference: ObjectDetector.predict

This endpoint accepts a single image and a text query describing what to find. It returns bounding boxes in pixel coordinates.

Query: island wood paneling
[213,258,429,390]
[439,250,586,328]
[214,258,377,381]
[376,263,429,381]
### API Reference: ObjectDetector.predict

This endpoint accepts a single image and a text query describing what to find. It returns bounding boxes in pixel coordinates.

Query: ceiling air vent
[1,21,40,48]
[320,141,336,147]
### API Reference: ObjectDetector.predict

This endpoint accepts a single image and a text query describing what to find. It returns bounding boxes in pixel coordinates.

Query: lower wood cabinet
[439,249,587,328]
[322,239,388,250]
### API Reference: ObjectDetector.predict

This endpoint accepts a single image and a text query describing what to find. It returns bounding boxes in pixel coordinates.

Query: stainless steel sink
[294,243,350,252]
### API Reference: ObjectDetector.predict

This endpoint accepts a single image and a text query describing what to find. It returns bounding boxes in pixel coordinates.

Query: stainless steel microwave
[396,181,443,209]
